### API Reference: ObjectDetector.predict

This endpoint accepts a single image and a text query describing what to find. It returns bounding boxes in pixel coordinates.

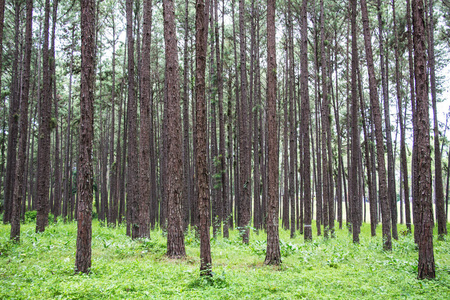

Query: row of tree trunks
[360,0,392,251]
[0,0,442,281]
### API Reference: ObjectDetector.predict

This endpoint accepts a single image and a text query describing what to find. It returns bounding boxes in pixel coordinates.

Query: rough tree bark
[50,0,61,219]
[36,0,52,232]
[350,0,360,243]
[195,0,212,275]
[238,0,251,244]
[264,0,281,265]
[138,0,153,239]
[3,0,21,225]
[10,0,33,241]
[126,0,139,238]
[412,0,435,280]
[301,0,312,241]
[0,0,5,217]
[163,0,186,258]
[75,0,95,274]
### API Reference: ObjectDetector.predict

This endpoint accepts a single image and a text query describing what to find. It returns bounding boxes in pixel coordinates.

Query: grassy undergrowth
[1,221,449,299]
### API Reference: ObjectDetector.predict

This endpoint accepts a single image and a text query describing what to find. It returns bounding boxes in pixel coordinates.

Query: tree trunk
[0,0,5,210]
[10,0,33,241]
[163,0,186,258]
[238,0,251,244]
[301,0,312,241]
[287,0,296,239]
[108,14,117,227]
[3,0,21,225]
[217,0,228,236]
[50,0,61,220]
[138,0,153,239]
[75,0,95,274]
[195,0,212,275]
[264,0,281,265]
[36,0,52,232]
[126,0,139,239]
[182,0,191,231]
[350,0,360,243]
[412,0,435,280]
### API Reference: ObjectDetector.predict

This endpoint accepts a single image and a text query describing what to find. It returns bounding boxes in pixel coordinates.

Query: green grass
[1,221,449,299]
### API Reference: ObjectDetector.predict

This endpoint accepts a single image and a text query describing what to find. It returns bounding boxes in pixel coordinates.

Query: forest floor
[1,219,449,299]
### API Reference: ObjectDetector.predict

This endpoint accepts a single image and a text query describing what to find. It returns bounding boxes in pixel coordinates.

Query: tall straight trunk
[287,0,296,239]
[312,60,321,234]
[36,0,52,232]
[225,71,233,236]
[75,0,95,274]
[360,0,392,250]
[407,0,420,244]
[350,0,360,243]
[377,0,397,240]
[3,0,21,224]
[428,0,446,238]
[231,0,240,231]
[209,0,219,237]
[138,0,153,238]
[325,50,335,236]
[264,0,281,265]
[319,0,330,237]
[195,0,212,275]
[108,14,117,227]
[120,45,128,228]
[0,0,4,194]
[149,67,157,229]
[393,0,411,233]
[412,0,435,280]
[301,0,312,241]
[161,68,168,229]
[182,0,191,231]
[163,0,186,258]
[101,122,109,223]
[313,25,323,234]
[11,0,33,241]
[282,66,289,231]
[118,58,127,224]
[332,54,343,230]
[216,0,227,235]
[126,0,139,238]
[191,38,199,230]
[50,0,61,219]
[238,0,251,244]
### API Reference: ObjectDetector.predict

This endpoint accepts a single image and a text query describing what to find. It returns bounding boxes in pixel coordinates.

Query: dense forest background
[1,0,450,281]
